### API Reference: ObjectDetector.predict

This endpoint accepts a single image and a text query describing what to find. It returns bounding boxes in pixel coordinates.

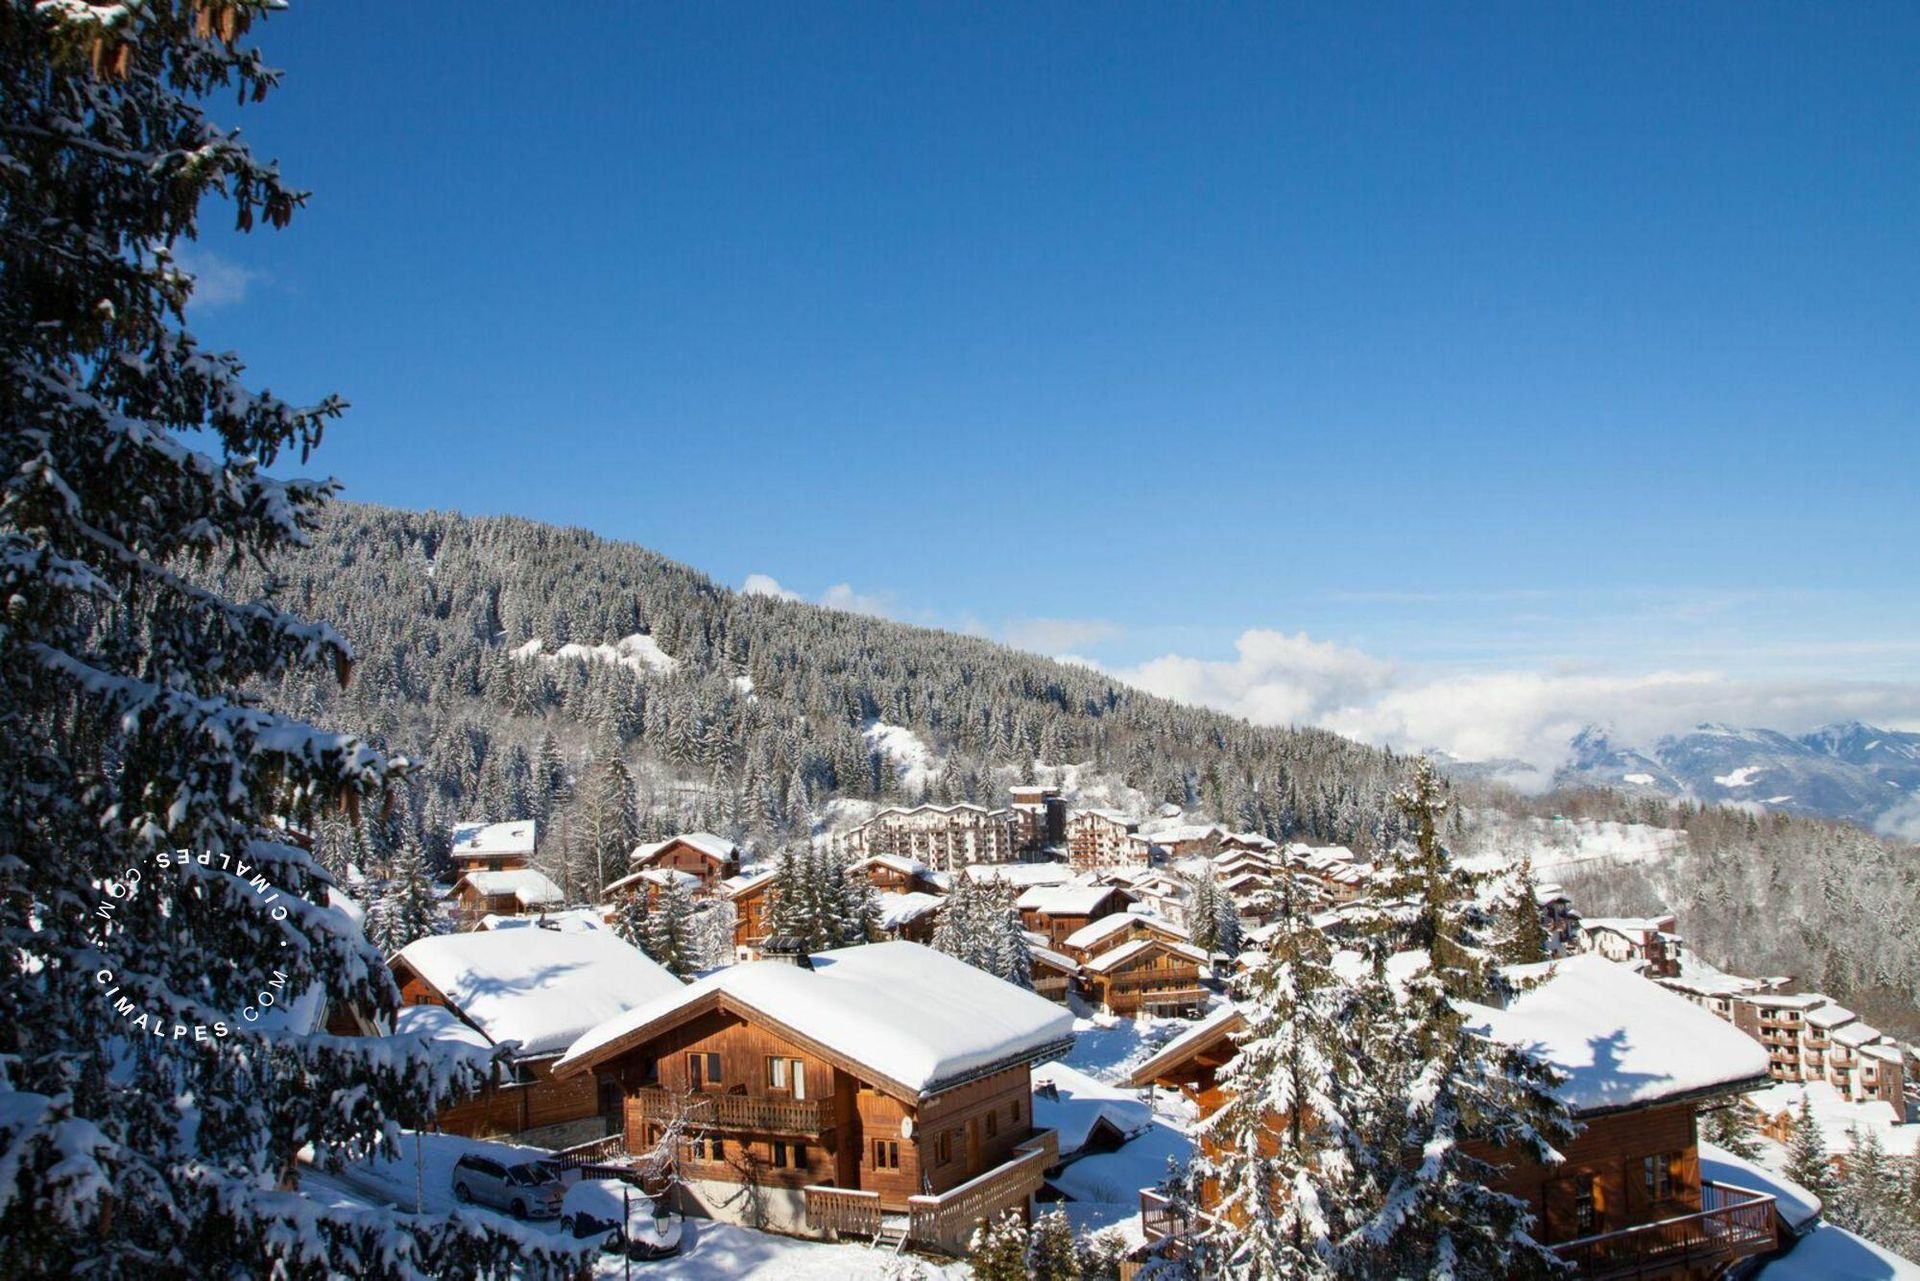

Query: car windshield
[507,1164,555,1186]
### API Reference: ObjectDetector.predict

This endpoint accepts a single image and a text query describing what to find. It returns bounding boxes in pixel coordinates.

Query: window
[771,1140,805,1169]
[687,1052,721,1088]
[986,1109,999,1139]
[872,1139,900,1170]
[1643,1154,1674,1202]
[935,1130,954,1165]
[1011,1099,1022,1125]
[1573,1183,1596,1234]
[687,1135,725,1162]
[763,1056,807,1099]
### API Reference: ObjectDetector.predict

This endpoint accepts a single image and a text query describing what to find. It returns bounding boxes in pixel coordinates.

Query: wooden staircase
[874,1214,910,1253]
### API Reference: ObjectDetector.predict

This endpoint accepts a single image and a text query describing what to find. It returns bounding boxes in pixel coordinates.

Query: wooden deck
[1550,1181,1777,1280]
[634,1086,832,1135]
[803,1128,1058,1255]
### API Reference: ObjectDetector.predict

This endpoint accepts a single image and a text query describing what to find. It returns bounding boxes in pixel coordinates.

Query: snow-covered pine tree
[1027,1208,1080,1281]
[1700,1101,1761,1160]
[0,4,585,1275]
[1195,870,1364,1279]
[580,750,640,895]
[987,881,1035,990]
[366,838,442,956]
[612,887,650,951]
[1347,761,1574,1280]
[1782,1096,1837,1204]
[641,876,699,977]
[966,1210,1031,1281]
[1497,852,1550,965]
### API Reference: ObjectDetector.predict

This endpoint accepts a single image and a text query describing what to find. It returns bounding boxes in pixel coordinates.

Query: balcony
[1551,1181,1777,1279]
[804,1129,1058,1255]
[635,1087,831,1135]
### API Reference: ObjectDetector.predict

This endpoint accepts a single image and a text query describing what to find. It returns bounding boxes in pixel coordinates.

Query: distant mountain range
[1439,721,1920,836]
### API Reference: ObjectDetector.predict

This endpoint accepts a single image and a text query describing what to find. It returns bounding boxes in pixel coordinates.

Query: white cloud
[1105,627,1920,777]
[174,243,262,309]
[820,582,892,618]
[741,573,801,602]
[1001,617,1122,655]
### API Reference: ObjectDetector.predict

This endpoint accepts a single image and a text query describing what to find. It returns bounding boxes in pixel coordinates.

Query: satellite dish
[900,1116,914,1140]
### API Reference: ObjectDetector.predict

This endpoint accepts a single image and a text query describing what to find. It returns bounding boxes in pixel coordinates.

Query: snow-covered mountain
[1551,720,1920,834]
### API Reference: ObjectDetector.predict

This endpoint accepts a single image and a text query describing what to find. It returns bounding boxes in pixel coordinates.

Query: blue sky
[192,3,1920,761]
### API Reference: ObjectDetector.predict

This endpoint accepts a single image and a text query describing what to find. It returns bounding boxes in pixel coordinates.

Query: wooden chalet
[1079,936,1209,1018]
[874,890,945,945]
[720,867,779,962]
[849,854,948,897]
[1128,956,1779,1280]
[629,832,743,891]
[1029,944,1078,1004]
[449,867,564,925]
[1015,882,1136,949]
[1058,910,1192,964]
[449,819,538,874]
[552,941,1073,1254]
[389,929,683,1146]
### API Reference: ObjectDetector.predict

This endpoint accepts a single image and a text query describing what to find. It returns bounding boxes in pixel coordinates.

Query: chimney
[760,936,813,969]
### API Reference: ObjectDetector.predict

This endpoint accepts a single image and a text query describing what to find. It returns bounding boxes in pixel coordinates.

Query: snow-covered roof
[1803,1004,1858,1030]
[1017,884,1131,916]
[603,867,702,896]
[1756,1224,1920,1280]
[1081,936,1208,975]
[1031,1061,1153,1157]
[557,941,1074,1098]
[1698,1141,1821,1232]
[720,867,779,899]
[451,819,538,860]
[1746,1080,1917,1156]
[1030,946,1079,974]
[1859,1042,1903,1064]
[1128,1004,1244,1086]
[454,868,565,907]
[631,832,739,866]
[1830,1020,1884,1048]
[1072,808,1138,827]
[1579,916,1674,940]
[876,890,946,930]
[1144,823,1224,845]
[395,929,683,1058]
[1061,911,1186,953]
[474,907,606,934]
[1463,955,1771,1115]
[963,862,1075,888]
[394,1003,494,1056]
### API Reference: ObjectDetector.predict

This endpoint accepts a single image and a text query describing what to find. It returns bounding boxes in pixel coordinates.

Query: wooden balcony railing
[1551,1181,1777,1280]
[635,1087,831,1135]
[802,1184,883,1237]
[905,1130,1058,1253]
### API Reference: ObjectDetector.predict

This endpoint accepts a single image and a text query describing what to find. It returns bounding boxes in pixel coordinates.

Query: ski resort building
[1577,915,1683,979]
[1016,882,1135,948]
[843,803,1015,869]
[1066,809,1139,870]
[720,867,779,962]
[1078,936,1210,1018]
[552,941,1073,1254]
[388,929,683,1146]
[1128,956,1779,1280]
[1008,785,1067,853]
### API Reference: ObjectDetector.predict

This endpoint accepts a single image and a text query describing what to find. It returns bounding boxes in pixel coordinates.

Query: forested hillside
[224,503,1918,1033]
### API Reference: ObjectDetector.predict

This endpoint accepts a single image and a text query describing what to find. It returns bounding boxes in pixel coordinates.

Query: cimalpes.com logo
[88,848,298,1041]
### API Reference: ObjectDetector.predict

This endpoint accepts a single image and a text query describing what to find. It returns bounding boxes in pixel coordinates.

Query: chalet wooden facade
[448,867,564,924]
[721,868,778,962]
[1015,883,1135,948]
[628,832,743,890]
[1079,936,1209,1018]
[552,942,1073,1254]
[448,819,538,874]
[388,929,683,1147]
[1128,956,1778,1280]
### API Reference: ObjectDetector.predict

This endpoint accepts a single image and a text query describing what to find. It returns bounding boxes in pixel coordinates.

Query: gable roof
[450,819,538,860]
[1082,936,1208,975]
[1463,955,1772,1115]
[631,832,739,867]
[556,941,1073,1099]
[1062,910,1188,953]
[1129,1004,1245,1087]
[393,928,683,1057]
[452,868,565,908]
[1017,884,1133,917]
[720,867,780,900]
